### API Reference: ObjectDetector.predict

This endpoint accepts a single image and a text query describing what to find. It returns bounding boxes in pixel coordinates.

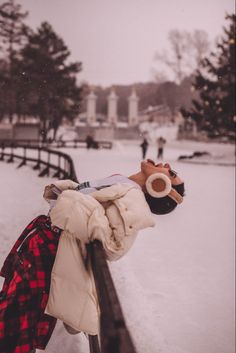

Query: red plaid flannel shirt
[0,215,61,353]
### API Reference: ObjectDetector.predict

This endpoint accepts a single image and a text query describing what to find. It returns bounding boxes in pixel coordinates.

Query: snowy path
[0,140,235,353]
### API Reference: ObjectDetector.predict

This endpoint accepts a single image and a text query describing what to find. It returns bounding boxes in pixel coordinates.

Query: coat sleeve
[43,179,79,203]
[87,205,137,261]
[90,184,155,261]
[49,186,155,262]
[48,189,137,261]
[49,190,111,245]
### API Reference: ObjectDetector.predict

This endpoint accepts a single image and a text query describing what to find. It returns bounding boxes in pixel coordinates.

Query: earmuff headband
[146,173,172,198]
[145,172,183,204]
[168,188,183,204]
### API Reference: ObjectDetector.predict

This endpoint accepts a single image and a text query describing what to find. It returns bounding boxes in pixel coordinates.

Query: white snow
[0,139,235,353]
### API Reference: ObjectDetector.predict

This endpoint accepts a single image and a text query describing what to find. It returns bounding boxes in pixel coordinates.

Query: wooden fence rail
[0,143,77,181]
[90,241,137,353]
[0,141,136,353]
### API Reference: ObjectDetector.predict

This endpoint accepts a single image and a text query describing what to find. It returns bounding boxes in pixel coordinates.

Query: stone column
[107,89,118,125]
[128,88,139,126]
[86,91,97,125]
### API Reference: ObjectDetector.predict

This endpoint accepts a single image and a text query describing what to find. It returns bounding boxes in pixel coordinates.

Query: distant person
[85,134,99,149]
[92,139,99,149]
[85,134,94,149]
[157,136,166,160]
[140,137,149,159]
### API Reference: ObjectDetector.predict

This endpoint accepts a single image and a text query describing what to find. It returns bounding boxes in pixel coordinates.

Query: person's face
[141,159,183,185]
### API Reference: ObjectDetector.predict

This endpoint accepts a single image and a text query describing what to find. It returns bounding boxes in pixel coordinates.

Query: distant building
[138,105,172,124]
[77,88,175,128]
[13,122,40,140]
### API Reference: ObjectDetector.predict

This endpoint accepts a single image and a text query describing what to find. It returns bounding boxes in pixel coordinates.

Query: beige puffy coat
[43,179,155,335]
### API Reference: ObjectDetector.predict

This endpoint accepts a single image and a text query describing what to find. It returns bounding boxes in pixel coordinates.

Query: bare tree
[151,68,168,84]
[190,30,210,68]
[154,29,210,83]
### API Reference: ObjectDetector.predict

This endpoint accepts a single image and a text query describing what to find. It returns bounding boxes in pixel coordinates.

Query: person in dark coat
[157,136,166,159]
[85,134,94,149]
[140,137,149,159]
[85,134,99,149]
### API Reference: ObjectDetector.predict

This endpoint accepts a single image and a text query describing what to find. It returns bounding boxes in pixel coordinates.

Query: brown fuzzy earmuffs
[145,173,183,204]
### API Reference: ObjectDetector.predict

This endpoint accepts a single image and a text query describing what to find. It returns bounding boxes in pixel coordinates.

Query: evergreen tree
[0,0,30,121]
[0,59,8,120]
[19,22,82,140]
[0,0,29,57]
[181,14,236,136]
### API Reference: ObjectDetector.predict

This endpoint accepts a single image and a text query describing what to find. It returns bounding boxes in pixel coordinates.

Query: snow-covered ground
[0,139,235,353]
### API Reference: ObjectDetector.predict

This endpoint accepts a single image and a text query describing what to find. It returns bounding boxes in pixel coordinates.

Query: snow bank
[0,139,235,353]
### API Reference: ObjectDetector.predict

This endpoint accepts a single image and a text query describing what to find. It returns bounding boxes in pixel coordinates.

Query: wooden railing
[89,241,137,353]
[0,141,137,353]
[0,142,77,180]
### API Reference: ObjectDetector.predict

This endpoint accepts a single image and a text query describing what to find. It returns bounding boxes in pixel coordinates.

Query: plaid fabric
[0,215,62,353]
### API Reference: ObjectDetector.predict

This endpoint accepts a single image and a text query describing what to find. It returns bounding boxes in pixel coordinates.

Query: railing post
[0,142,5,161]
[7,142,15,163]
[17,146,27,168]
[65,155,78,182]
[33,148,41,170]
[63,156,68,178]
[88,335,101,353]
[53,153,62,178]
[38,148,50,177]
[47,150,50,176]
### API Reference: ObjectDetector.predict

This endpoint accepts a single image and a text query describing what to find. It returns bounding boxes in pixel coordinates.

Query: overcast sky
[16,0,235,87]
